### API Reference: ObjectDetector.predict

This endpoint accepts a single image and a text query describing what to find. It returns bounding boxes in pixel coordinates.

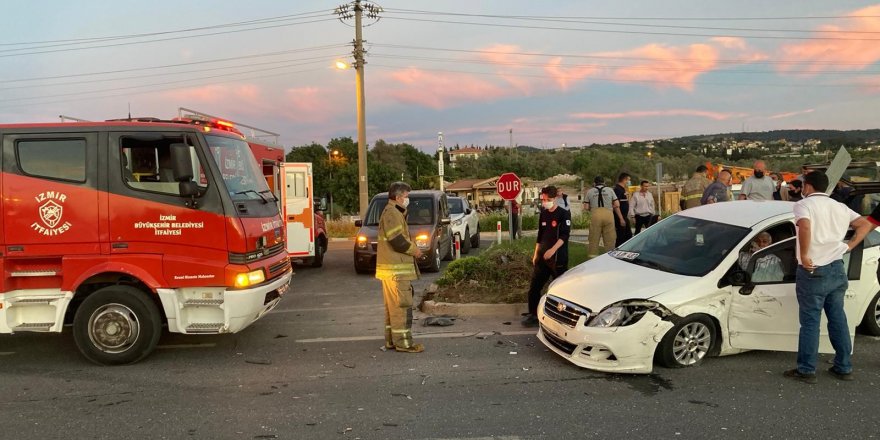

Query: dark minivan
[353,190,454,273]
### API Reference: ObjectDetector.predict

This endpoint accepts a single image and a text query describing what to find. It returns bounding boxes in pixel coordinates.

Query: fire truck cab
[0,120,292,364]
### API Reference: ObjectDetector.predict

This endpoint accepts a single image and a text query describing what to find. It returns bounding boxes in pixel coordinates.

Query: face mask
[753,170,764,179]
[401,197,410,208]
[542,200,554,210]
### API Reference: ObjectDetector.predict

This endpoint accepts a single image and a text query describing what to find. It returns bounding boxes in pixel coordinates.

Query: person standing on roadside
[630,180,656,234]
[510,199,520,240]
[614,173,633,247]
[783,179,804,202]
[772,173,785,200]
[375,182,425,353]
[739,160,775,201]
[784,171,874,384]
[681,165,712,209]
[584,176,623,257]
[522,186,571,327]
[701,169,733,205]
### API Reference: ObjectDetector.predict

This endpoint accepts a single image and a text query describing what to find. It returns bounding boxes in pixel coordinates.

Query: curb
[421,300,527,318]
[330,237,354,242]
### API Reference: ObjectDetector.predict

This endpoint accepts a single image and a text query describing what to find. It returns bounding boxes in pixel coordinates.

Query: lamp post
[328,149,340,219]
[335,0,382,219]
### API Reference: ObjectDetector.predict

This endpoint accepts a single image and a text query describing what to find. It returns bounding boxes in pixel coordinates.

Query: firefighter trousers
[382,278,415,349]
[588,208,616,257]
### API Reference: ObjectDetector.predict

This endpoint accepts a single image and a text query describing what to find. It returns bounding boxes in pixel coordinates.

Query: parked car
[538,200,880,374]
[448,196,480,254]
[353,190,454,274]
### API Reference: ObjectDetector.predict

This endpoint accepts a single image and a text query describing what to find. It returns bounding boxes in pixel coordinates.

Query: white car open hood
[547,254,692,312]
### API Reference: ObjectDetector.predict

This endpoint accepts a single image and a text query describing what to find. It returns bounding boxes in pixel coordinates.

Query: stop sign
[496,172,522,201]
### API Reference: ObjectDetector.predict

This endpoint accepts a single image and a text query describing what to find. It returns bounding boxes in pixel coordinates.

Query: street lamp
[335,0,382,219]
[328,149,340,219]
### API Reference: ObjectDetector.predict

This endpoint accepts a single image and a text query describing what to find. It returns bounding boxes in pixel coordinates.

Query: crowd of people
[374,158,880,352]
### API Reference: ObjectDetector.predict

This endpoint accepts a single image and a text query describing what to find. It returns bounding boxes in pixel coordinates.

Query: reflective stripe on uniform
[384,224,403,238]
[681,193,702,200]
[376,263,418,279]
[391,329,411,334]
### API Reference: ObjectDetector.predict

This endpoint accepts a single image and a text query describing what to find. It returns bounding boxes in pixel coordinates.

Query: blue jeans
[795,260,852,374]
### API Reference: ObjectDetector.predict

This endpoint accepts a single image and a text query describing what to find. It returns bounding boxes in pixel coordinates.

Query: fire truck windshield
[204,135,272,201]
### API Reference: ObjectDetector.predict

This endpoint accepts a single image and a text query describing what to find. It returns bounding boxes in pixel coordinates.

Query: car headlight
[452,219,463,226]
[357,235,368,249]
[587,301,671,328]
[588,306,626,327]
[415,233,430,249]
[234,269,265,288]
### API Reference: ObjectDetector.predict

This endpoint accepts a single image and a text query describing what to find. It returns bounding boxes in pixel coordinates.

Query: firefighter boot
[395,343,425,353]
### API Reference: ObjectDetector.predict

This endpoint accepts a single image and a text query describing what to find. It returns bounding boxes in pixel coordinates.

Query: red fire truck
[0,119,292,364]
[176,109,328,267]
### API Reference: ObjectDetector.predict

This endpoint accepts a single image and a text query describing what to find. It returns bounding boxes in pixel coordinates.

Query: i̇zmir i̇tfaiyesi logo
[31,191,72,236]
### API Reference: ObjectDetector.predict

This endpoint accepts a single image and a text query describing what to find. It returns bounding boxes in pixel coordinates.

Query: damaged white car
[538,200,880,374]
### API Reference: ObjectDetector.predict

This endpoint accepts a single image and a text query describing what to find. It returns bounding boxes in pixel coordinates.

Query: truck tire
[73,285,162,365]
[471,229,481,248]
[310,239,325,268]
[442,234,455,261]
[460,228,471,254]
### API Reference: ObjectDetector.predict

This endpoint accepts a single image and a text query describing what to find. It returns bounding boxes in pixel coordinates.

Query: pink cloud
[571,109,747,121]
[602,43,719,91]
[778,5,880,74]
[544,57,601,90]
[283,87,340,123]
[384,67,509,110]
[160,84,263,106]
[768,109,815,119]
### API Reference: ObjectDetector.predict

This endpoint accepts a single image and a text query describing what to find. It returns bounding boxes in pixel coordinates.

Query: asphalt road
[1,239,879,440]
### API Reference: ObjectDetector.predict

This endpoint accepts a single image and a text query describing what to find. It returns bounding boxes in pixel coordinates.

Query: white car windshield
[449,198,464,215]
[613,216,750,277]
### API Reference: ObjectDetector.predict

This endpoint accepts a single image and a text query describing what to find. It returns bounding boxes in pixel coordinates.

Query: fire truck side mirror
[170,143,194,183]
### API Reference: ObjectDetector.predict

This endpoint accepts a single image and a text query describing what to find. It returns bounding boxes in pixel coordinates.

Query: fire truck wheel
[73,286,162,365]
[310,241,325,268]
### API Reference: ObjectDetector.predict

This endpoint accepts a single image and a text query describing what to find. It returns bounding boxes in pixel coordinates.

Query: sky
[2,1,880,153]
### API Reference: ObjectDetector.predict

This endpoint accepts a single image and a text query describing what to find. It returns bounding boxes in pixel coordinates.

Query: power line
[369,63,860,88]
[0,16,337,58]
[0,65,328,110]
[0,44,348,83]
[370,43,874,67]
[369,53,880,75]
[0,53,349,91]
[2,59,335,103]
[384,9,880,34]
[381,15,880,41]
[0,10,332,47]
[383,8,880,21]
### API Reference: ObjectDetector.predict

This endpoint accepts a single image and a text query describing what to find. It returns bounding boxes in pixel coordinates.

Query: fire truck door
[281,163,314,257]
[1,133,101,286]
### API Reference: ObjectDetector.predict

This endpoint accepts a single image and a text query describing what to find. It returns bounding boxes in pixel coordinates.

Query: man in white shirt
[738,160,775,201]
[629,180,656,235]
[784,171,874,384]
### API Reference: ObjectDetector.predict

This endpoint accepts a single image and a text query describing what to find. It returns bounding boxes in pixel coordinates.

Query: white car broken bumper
[536,296,674,374]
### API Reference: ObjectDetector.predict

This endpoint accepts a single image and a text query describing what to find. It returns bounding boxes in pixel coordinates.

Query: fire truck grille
[268,259,291,276]
[228,242,285,264]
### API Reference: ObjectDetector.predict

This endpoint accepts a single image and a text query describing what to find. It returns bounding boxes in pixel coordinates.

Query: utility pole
[509,128,513,149]
[438,132,445,192]
[335,0,382,218]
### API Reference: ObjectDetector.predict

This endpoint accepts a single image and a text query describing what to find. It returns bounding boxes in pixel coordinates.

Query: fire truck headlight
[234,269,265,288]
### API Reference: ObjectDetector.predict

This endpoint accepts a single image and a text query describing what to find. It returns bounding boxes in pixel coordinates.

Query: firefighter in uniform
[681,165,712,209]
[376,182,425,353]
[584,176,624,258]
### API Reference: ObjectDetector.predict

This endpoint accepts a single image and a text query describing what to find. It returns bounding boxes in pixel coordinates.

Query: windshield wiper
[631,257,675,273]
[234,189,269,204]
[259,189,278,202]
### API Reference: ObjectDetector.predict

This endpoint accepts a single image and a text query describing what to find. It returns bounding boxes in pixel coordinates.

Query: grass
[478,211,591,232]
[326,219,358,238]
[431,237,595,304]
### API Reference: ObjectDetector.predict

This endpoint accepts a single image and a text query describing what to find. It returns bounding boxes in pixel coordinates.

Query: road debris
[421,375,431,385]
[343,363,356,369]
[423,316,455,326]
[245,358,272,365]
[390,393,412,400]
